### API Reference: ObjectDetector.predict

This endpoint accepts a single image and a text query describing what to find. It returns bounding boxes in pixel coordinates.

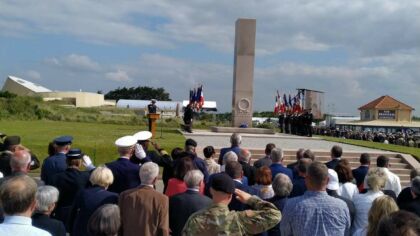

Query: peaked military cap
[115,136,137,148]
[53,136,73,146]
[133,131,152,141]
[66,148,84,159]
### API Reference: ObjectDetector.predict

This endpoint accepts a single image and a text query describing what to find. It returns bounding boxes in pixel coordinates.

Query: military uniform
[183,104,194,133]
[41,152,68,185]
[182,196,281,236]
[50,149,90,231]
[41,136,73,185]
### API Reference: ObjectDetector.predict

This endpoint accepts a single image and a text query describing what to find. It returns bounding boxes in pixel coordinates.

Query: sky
[0,0,419,115]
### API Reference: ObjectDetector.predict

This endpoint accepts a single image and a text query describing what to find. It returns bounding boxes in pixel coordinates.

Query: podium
[147,113,160,138]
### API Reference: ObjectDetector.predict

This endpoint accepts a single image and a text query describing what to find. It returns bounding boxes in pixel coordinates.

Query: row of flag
[274,90,304,114]
[189,85,205,110]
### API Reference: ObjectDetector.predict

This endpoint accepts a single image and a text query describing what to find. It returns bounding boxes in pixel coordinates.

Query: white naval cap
[115,135,137,148]
[133,131,152,141]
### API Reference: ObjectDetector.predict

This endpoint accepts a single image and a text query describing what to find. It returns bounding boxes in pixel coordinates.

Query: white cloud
[25,70,41,80]
[0,1,419,56]
[105,70,131,82]
[45,54,100,72]
[1,1,419,115]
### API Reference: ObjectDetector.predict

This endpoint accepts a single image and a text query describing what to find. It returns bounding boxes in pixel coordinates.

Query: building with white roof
[2,75,52,95]
[2,75,114,107]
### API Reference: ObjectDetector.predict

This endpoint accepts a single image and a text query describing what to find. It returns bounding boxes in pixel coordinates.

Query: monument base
[211,126,275,135]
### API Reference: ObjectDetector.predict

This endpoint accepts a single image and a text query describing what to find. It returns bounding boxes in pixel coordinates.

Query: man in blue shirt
[280,162,351,236]
[269,148,293,181]
[41,135,72,185]
[0,175,51,236]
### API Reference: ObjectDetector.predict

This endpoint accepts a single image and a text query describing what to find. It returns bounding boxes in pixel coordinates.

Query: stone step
[248,155,404,164]
[214,148,400,157]
[209,147,417,188]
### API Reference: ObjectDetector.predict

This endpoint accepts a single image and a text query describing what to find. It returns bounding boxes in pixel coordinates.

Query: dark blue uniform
[106,158,141,194]
[69,186,118,236]
[50,168,90,230]
[41,153,67,185]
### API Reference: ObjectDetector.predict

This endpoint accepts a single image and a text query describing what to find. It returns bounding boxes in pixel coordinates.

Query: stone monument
[232,18,256,127]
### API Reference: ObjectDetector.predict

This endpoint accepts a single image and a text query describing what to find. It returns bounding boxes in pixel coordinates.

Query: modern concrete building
[2,75,114,107]
[2,75,51,95]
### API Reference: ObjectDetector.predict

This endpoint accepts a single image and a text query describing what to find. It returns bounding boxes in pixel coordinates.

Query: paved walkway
[182,129,395,153]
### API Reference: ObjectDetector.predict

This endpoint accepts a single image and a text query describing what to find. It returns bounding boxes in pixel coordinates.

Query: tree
[104,86,171,101]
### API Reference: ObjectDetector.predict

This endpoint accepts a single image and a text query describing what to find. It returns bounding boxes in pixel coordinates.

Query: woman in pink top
[165,156,204,197]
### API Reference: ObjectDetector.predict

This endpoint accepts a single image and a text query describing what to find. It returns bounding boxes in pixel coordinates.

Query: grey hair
[10,150,31,170]
[272,173,293,197]
[184,170,204,188]
[230,133,242,146]
[35,185,59,213]
[222,151,238,165]
[271,148,284,163]
[139,162,159,185]
[88,204,121,236]
[238,149,252,163]
[411,176,420,195]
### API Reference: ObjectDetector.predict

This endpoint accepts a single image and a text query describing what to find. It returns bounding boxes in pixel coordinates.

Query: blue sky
[0,1,419,115]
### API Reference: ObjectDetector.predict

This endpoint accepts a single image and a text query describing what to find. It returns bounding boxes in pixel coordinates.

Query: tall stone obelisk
[232,18,256,127]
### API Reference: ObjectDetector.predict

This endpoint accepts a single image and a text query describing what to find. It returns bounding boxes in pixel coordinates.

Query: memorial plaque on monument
[232,18,256,127]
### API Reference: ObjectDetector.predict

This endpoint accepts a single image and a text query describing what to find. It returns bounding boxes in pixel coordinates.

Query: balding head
[0,175,37,216]
[238,149,251,163]
[10,149,31,173]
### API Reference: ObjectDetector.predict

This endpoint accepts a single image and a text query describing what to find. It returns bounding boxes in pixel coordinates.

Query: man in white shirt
[377,155,401,195]
[0,175,51,236]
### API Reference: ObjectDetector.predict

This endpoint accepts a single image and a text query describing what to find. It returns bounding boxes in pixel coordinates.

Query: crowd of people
[0,132,419,236]
[315,127,420,148]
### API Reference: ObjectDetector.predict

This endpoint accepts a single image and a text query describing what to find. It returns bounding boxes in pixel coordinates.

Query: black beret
[211,173,235,194]
[66,148,84,159]
[185,138,197,147]
[3,136,21,148]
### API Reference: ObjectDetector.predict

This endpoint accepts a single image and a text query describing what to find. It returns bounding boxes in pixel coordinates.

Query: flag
[283,94,288,109]
[189,89,194,104]
[198,85,204,108]
[288,94,293,108]
[274,95,279,114]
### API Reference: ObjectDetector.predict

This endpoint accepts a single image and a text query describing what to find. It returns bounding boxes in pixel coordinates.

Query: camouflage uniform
[182,196,281,236]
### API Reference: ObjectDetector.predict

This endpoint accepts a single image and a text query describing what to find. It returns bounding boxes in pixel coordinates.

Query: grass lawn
[0,120,185,170]
[320,136,420,160]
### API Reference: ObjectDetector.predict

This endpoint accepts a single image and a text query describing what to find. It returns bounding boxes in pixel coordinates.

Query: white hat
[133,131,152,141]
[327,169,339,191]
[115,136,137,148]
